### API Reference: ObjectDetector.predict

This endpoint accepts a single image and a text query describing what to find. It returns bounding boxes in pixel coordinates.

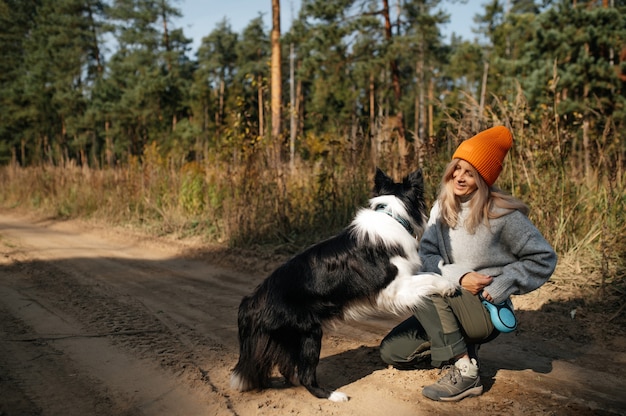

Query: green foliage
[2,0,624,174]
[178,161,205,215]
[514,4,626,128]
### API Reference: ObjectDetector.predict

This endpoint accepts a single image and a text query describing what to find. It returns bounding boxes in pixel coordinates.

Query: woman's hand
[460,272,493,296]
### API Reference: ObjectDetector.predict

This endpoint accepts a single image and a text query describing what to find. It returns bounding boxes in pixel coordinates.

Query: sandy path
[0,212,624,415]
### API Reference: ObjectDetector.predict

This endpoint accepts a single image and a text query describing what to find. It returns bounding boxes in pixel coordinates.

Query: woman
[379,125,557,402]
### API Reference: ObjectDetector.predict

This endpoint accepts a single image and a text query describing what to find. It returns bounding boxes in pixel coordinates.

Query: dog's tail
[230,295,273,391]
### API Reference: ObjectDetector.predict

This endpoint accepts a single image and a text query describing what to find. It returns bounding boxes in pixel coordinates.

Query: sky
[172,0,485,55]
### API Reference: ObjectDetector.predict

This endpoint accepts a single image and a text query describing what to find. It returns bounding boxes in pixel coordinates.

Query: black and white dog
[230,168,457,402]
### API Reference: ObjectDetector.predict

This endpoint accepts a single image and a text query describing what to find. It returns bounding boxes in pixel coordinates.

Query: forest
[0,0,624,296]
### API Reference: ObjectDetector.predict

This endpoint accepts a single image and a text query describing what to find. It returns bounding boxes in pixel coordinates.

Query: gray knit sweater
[419,201,557,304]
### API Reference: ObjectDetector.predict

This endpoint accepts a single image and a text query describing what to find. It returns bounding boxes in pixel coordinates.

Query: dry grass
[0,125,623,315]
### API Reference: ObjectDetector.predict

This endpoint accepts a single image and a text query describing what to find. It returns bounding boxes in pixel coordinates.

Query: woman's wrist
[459,273,467,286]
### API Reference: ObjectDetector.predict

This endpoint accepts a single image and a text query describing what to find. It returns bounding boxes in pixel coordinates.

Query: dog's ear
[404,168,424,189]
[374,167,392,194]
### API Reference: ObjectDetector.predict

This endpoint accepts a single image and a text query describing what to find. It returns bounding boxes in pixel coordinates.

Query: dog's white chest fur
[341,196,457,321]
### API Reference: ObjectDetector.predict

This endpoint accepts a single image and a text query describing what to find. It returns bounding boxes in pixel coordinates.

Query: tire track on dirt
[0,280,206,416]
[18,255,239,411]
[0,302,104,416]
[0,218,241,415]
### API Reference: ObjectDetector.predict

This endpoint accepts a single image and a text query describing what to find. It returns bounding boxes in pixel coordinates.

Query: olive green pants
[379,288,499,368]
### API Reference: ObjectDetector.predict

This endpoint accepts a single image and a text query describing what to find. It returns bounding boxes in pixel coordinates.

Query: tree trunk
[369,73,375,139]
[414,62,421,167]
[478,60,489,129]
[21,139,26,166]
[415,55,426,167]
[428,74,434,138]
[583,117,590,181]
[258,75,264,138]
[381,0,407,172]
[86,4,103,75]
[218,78,225,136]
[270,0,282,164]
[369,72,379,166]
[105,120,113,167]
[289,43,296,171]
[160,3,172,72]
[296,61,304,139]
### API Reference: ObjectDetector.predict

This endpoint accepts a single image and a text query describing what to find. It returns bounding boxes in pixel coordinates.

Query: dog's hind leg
[276,336,299,386]
[231,330,274,391]
[231,297,273,391]
[297,326,349,402]
[278,364,298,387]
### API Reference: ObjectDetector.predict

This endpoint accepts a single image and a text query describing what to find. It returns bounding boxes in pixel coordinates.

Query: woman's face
[452,160,478,197]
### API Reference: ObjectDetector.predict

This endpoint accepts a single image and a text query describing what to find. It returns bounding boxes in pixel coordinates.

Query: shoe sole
[438,385,484,402]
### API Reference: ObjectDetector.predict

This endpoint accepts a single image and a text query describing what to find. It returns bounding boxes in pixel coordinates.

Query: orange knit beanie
[452,126,513,186]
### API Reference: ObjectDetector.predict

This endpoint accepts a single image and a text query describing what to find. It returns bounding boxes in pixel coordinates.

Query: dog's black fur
[230,168,456,402]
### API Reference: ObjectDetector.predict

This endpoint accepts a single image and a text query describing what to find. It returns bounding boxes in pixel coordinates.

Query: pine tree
[398,0,449,163]
[195,19,238,145]
[17,0,106,165]
[514,1,626,179]
[0,0,41,164]
[105,0,190,161]
[236,16,270,142]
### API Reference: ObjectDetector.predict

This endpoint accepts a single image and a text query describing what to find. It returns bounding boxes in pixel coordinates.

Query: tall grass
[1,136,623,282]
[0,148,371,251]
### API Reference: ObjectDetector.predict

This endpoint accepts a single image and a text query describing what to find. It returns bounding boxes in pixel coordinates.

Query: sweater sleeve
[418,205,471,284]
[418,221,444,274]
[485,211,557,304]
[419,204,445,273]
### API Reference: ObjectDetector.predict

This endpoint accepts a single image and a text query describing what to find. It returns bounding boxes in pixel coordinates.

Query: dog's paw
[230,371,248,391]
[328,391,350,402]
[434,278,459,297]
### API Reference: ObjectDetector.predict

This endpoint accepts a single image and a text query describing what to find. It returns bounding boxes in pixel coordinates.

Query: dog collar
[374,204,415,236]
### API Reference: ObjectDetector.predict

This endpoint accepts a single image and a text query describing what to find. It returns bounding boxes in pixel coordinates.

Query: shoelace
[436,365,463,385]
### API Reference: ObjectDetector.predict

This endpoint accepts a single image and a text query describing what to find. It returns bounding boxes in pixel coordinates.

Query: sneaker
[422,357,483,401]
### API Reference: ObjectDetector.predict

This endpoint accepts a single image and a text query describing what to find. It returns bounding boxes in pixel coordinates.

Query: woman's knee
[379,316,429,366]
[379,334,398,365]
[379,332,431,367]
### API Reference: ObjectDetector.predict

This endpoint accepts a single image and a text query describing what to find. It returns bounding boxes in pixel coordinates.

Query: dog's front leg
[375,271,458,316]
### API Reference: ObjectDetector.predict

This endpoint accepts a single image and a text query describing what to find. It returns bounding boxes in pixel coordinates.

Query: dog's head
[371,168,427,238]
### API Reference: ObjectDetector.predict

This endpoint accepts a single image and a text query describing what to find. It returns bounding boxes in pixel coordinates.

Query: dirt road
[0,211,624,416]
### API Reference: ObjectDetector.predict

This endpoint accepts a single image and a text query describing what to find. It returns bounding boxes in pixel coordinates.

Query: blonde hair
[437,159,529,233]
